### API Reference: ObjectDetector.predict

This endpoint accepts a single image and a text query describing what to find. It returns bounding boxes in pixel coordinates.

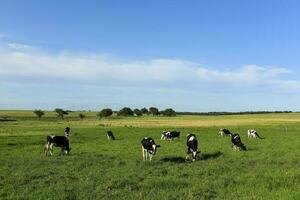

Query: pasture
[0,111,299,199]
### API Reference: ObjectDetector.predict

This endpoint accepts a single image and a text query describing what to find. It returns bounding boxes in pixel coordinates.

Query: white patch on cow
[233,135,239,140]
[152,144,156,151]
[188,136,195,142]
[50,135,54,139]
[192,151,197,158]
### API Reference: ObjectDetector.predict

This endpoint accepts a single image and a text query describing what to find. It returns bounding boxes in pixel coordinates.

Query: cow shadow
[200,151,222,160]
[160,156,186,163]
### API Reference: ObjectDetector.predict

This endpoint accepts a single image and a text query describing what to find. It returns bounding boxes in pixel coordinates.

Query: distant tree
[33,109,45,120]
[149,107,160,116]
[117,107,134,116]
[78,113,86,120]
[133,109,142,116]
[97,108,113,118]
[54,108,69,120]
[141,108,149,115]
[161,108,176,117]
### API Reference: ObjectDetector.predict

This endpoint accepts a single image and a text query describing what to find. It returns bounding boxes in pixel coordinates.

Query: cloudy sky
[1,0,300,111]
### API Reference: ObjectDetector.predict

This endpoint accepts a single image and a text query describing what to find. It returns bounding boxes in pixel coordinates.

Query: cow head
[150,144,160,155]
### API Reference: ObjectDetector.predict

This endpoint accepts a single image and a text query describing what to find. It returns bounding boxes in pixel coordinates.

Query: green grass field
[0,111,299,199]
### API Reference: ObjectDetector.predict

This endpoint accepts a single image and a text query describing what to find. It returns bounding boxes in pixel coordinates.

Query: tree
[161,108,176,117]
[54,108,69,120]
[141,108,149,115]
[134,109,142,116]
[97,108,113,118]
[33,109,45,120]
[149,107,160,116]
[78,113,86,120]
[117,107,134,116]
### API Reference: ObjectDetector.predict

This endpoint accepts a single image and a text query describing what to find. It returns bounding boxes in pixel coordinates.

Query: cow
[247,129,262,139]
[163,131,180,141]
[106,131,115,140]
[185,134,200,162]
[141,137,160,161]
[219,128,232,136]
[161,131,169,140]
[44,127,71,156]
[231,133,246,151]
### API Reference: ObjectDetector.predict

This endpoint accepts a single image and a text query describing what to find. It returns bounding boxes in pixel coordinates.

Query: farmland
[0,111,299,199]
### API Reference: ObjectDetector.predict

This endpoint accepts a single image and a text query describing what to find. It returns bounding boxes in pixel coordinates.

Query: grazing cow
[247,129,262,139]
[44,127,71,156]
[161,131,169,140]
[106,131,115,140]
[161,131,180,141]
[219,128,232,136]
[186,134,200,161]
[141,137,160,161]
[231,133,246,151]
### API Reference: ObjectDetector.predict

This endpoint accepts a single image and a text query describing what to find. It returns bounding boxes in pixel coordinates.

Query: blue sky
[1,0,300,111]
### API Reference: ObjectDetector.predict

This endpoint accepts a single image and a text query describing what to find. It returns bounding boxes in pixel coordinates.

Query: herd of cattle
[44,127,264,161]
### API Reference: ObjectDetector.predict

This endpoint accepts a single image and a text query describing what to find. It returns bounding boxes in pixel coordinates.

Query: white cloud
[0,43,298,90]
[7,43,37,51]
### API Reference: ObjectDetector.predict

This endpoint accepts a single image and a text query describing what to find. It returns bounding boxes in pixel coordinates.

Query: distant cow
[44,127,71,156]
[219,128,232,136]
[231,133,246,151]
[161,131,169,140]
[186,134,200,161]
[247,129,262,139]
[141,137,160,161]
[106,131,115,140]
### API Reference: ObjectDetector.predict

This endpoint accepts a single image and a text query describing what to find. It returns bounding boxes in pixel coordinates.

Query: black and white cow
[44,127,71,156]
[141,137,160,161]
[161,131,180,141]
[186,134,200,161]
[219,128,232,136]
[247,129,262,139]
[231,133,246,151]
[161,131,169,140]
[106,131,115,140]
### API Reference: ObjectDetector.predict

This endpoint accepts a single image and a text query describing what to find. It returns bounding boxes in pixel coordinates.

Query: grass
[0,111,299,199]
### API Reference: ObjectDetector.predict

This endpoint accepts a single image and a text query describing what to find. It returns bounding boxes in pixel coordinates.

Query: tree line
[33,108,293,120]
[33,107,176,120]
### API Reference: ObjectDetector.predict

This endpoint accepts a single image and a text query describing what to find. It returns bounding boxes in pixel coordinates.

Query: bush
[141,108,149,115]
[134,109,142,116]
[149,107,160,116]
[117,107,134,116]
[54,108,68,120]
[98,108,113,118]
[33,110,45,120]
[161,108,176,117]
[78,113,86,120]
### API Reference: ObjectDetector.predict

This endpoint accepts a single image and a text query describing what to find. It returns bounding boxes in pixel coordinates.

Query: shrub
[54,108,68,120]
[161,108,176,117]
[133,109,142,116]
[149,107,160,116]
[33,110,45,120]
[117,107,134,116]
[98,108,113,118]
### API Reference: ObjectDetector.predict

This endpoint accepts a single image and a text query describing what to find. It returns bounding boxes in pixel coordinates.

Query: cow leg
[186,148,190,160]
[142,147,148,161]
[185,154,190,160]
[49,144,53,156]
[149,153,153,161]
[44,144,48,156]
